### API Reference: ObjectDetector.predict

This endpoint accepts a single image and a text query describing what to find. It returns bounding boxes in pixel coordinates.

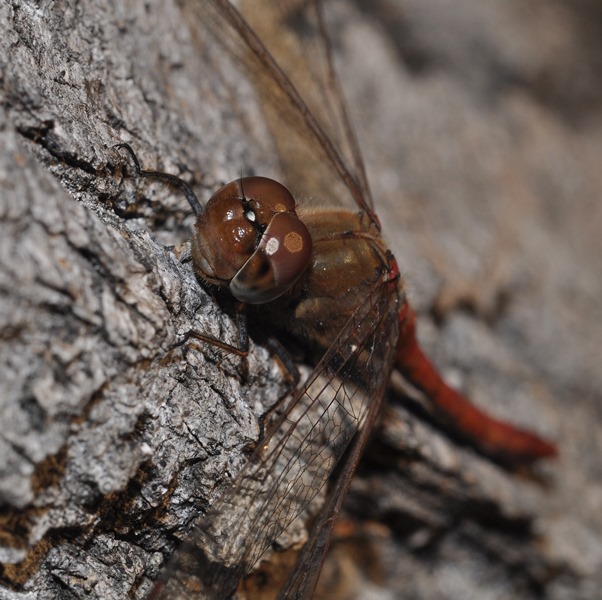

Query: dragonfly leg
[185,301,250,357]
[113,142,204,216]
[395,303,557,463]
[255,335,300,440]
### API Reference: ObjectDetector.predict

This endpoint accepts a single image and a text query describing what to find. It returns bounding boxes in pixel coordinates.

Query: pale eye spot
[245,210,256,222]
[284,231,303,253]
[265,237,280,256]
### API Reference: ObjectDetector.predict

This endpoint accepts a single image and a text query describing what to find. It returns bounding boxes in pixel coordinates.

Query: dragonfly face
[191,177,312,304]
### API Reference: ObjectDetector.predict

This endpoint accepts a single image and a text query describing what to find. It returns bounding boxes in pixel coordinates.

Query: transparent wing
[178,0,375,217]
[150,275,400,599]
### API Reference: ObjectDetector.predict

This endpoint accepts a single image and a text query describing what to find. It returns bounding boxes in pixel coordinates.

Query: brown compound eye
[191,177,312,304]
[238,176,296,221]
[230,210,312,304]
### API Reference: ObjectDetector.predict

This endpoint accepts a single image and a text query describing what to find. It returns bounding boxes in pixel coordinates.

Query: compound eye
[240,177,296,224]
[191,181,257,284]
[230,211,312,304]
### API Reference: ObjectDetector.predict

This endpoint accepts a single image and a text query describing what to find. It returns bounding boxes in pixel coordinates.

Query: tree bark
[1,1,601,599]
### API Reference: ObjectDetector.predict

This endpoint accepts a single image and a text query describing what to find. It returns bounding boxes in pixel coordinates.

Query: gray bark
[1,1,601,599]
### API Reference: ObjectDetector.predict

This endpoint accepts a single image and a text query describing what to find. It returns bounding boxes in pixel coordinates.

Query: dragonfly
[130,1,558,598]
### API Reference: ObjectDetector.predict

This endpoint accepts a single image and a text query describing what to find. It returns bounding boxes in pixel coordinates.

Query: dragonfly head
[191,176,312,304]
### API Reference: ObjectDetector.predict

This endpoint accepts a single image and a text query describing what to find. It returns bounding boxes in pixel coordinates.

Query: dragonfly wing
[276,358,390,600]
[150,277,401,599]
[179,0,373,214]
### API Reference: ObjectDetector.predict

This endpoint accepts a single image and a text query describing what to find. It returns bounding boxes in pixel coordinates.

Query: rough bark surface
[1,1,601,599]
